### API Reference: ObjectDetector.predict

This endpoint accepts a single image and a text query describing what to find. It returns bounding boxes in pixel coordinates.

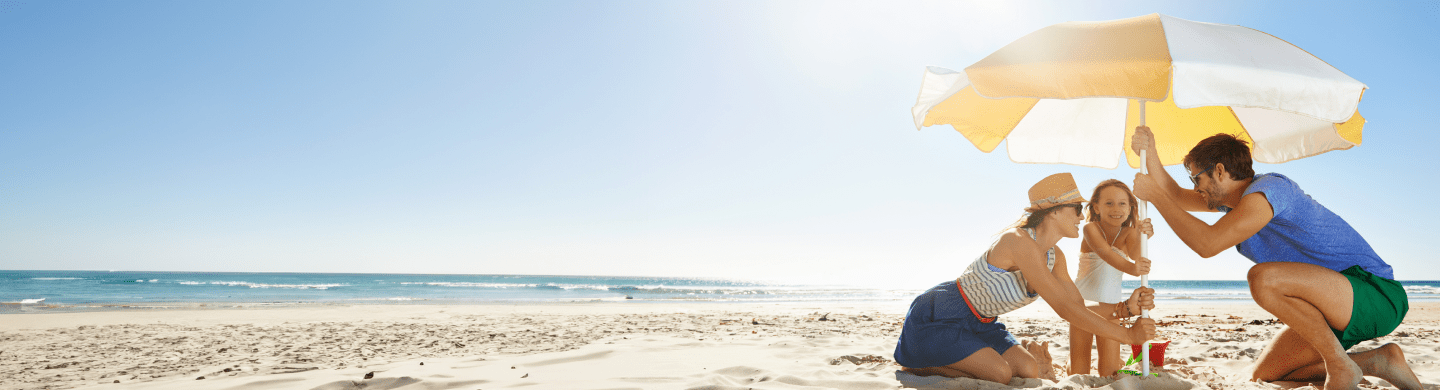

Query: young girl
[1069,179,1153,377]
[895,173,1155,384]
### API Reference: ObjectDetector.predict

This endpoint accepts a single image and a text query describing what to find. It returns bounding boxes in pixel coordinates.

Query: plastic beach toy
[1128,340,1171,368]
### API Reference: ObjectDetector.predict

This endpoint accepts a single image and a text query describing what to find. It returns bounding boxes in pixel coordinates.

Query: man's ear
[1213,163,1228,182]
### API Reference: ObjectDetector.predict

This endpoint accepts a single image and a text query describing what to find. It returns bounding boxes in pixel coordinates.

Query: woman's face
[1051,205,1084,239]
[1094,186,1132,228]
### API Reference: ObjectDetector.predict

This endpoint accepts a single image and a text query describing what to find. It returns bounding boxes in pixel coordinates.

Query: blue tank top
[1219,173,1394,279]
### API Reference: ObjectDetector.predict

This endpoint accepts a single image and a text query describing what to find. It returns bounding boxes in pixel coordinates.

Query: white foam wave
[399,282,538,288]
[1405,286,1440,294]
[341,297,429,302]
[177,281,345,289]
[544,283,612,291]
[1162,296,1251,300]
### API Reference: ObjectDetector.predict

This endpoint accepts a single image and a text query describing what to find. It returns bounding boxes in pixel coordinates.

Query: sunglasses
[1188,165,1215,186]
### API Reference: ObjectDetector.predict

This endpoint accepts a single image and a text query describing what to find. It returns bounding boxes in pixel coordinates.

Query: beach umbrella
[910,13,1367,376]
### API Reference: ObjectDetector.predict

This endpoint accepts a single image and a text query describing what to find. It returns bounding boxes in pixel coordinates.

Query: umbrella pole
[1138,99,1151,377]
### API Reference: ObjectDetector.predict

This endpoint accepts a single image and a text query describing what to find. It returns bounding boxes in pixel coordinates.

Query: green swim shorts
[1333,265,1409,350]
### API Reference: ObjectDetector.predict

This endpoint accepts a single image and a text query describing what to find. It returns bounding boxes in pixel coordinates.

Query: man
[1129,126,1420,390]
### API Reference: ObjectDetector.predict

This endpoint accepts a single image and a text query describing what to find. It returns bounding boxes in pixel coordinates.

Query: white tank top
[1075,226,1127,304]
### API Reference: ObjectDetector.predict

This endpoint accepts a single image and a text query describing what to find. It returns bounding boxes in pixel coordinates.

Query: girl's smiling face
[1094,186,1133,228]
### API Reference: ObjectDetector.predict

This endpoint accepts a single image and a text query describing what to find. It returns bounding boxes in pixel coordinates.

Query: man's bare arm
[1131,126,1215,212]
[1150,192,1273,258]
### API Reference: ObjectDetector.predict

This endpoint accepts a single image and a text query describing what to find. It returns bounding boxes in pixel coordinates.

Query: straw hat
[1026,173,1087,212]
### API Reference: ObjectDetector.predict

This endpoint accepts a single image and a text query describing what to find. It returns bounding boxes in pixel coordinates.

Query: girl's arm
[1082,223,1145,276]
[997,234,1151,345]
[1122,218,1155,260]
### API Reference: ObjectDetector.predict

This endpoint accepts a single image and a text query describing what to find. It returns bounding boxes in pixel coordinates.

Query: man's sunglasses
[1188,165,1215,186]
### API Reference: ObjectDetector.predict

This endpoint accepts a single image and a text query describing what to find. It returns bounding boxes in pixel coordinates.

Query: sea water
[3,270,1438,313]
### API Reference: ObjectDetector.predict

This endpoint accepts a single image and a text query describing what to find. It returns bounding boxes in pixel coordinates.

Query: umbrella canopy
[912,13,1367,169]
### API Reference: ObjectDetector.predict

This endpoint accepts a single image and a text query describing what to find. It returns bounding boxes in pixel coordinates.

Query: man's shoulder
[1246,173,1299,195]
[1252,172,1290,184]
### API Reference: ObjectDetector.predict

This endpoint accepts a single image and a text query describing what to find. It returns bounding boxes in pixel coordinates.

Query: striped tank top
[955,228,1055,318]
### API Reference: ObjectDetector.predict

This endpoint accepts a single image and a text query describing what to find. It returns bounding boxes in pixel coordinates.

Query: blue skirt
[893,280,1019,368]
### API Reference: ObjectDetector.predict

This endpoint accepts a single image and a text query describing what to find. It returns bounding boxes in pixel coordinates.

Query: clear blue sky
[2,1,1437,288]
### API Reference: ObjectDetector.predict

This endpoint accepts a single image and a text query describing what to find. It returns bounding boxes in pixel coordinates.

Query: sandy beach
[2,301,1437,390]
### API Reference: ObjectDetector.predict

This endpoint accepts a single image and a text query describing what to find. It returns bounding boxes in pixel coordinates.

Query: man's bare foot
[1023,340,1055,381]
[1355,343,1423,390]
[1323,358,1363,390]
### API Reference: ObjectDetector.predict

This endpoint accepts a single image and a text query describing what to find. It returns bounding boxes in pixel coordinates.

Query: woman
[894,173,1156,383]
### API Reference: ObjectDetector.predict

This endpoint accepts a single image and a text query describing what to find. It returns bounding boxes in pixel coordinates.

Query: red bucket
[1128,340,1171,368]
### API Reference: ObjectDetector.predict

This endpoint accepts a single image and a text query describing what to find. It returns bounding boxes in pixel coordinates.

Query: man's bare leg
[1353,344,1422,390]
[1253,327,1323,382]
[1269,342,1422,390]
[1248,263,1360,390]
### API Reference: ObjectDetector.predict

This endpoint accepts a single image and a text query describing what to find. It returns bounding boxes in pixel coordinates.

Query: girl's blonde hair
[1086,179,1138,227]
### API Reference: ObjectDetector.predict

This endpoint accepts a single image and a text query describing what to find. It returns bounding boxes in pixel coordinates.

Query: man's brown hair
[1183,134,1255,181]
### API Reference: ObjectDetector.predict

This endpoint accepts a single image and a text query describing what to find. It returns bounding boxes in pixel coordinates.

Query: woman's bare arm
[997,234,1148,345]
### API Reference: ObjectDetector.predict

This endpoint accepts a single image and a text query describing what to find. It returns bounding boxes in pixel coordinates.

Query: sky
[2,0,1438,288]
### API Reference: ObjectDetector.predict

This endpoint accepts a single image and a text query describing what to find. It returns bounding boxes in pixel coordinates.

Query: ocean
[3,270,1439,313]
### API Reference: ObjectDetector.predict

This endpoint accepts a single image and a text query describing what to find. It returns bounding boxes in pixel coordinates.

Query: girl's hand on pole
[1139,218,1154,238]
[1131,256,1152,276]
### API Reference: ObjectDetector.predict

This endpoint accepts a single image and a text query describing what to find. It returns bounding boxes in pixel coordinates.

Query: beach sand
[2,301,1438,390]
